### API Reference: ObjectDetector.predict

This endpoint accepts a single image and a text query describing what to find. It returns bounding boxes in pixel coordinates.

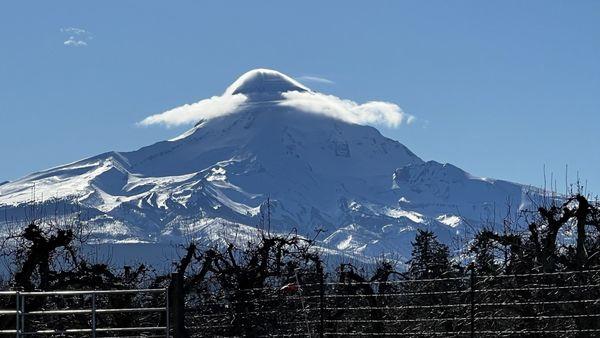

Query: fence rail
[2,270,600,337]
[0,288,169,337]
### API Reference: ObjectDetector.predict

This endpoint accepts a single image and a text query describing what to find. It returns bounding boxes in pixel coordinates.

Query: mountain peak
[0,68,540,263]
[224,69,309,98]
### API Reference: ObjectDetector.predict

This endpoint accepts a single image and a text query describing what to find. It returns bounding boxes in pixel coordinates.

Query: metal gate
[0,288,169,337]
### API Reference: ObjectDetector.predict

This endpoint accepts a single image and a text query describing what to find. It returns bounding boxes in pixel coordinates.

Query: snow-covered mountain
[0,69,540,261]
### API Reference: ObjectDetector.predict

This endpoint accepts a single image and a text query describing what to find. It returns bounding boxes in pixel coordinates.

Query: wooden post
[165,287,170,337]
[470,270,476,338]
[319,272,325,338]
[15,292,20,338]
[169,272,189,338]
[91,292,97,338]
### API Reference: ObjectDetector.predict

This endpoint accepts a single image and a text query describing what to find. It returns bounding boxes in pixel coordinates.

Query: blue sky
[1,1,599,194]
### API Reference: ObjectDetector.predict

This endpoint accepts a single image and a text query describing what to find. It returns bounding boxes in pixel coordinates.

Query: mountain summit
[0,69,539,260]
[225,69,308,98]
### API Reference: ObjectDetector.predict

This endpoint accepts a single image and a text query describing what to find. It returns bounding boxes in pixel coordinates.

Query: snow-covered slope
[0,69,540,260]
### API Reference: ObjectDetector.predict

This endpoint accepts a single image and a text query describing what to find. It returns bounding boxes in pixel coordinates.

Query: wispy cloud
[296,75,335,85]
[60,27,92,47]
[64,38,88,47]
[138,94,247,127]
[61,27,87,35]
[280,91,415,128]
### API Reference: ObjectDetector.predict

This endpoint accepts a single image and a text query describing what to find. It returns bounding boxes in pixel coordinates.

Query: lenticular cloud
[139,94,247,127]
[139,69,414,129]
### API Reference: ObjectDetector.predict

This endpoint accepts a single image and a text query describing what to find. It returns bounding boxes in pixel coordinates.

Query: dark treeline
[1,193,599,336]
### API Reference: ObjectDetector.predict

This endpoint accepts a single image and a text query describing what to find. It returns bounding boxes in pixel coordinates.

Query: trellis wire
[186,269,600,337]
